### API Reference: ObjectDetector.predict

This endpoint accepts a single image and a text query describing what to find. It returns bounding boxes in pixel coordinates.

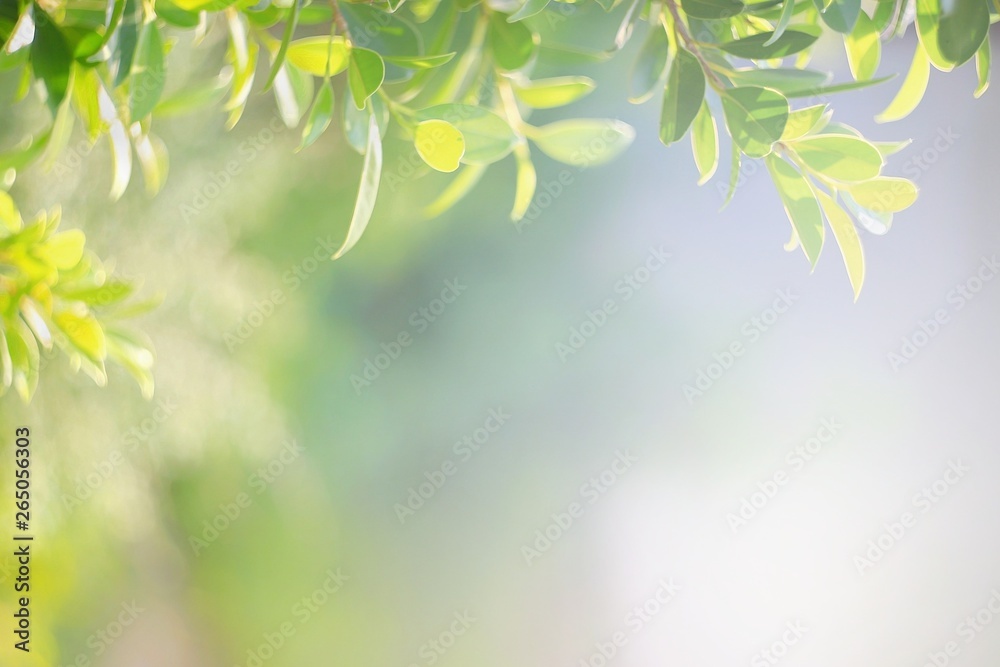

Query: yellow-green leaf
[975,38,990,98]
[691,101,718,185]
[54,311,107,363]
[414,119,466,172]
[844,11,880,81]
[787,134,883,182]
[286,36,350,76]
[875,46,930,122]
[846,177,918,212]
[511,146,536,221]
[816,189,865,300]
[512,77,596,109]
[781,104,828,140]
[765,154,825,267]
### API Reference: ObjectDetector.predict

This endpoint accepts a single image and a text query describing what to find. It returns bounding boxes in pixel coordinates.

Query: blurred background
[2,9,1000,667]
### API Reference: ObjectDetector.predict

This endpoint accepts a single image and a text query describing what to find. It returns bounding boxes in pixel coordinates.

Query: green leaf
[129,21,166,121]
[511,147,536,221]
[628,25,670,103]
[691,101,719,185]
[813,0,860,32]
[937,0,990,66]
[72,67,102,141]
[784,73,895,97]
[720,86,789,157]
[780,103,828,140]
[423,164,488,218]
[340,5,421,82]
[787,134,883,182]
[414,119,466,172]
[30,8,73,115]
[333,115,382,259]
[975,38,990,98]
[815,190,864,299]
[660,49,706,146]
[113,0,140,86]
[527,119,635,166]
[726,67,831,95]
[348,48,385,109]
[489,12,537,71]
[298,81,334,151]
[718,27,820,59]
[872,0,896,32]
[54,311,107,365]
[508,0,550,21]
[264,0,301,90]
[764,0,798,45]
[383,53,457,69]
[513,76,596,109]
[765,154,824,267]
[875,46,929,122]
[286,36,350,76]
[846,177,918,211]
[844,10,880,81]
[681,0,746,19]
[416,104,517,164]
[156,0,200,28]
[915,0,955,70]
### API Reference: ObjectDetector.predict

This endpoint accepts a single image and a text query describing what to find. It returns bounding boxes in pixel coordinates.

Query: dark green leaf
[682,0,746,19]
[489,12,537,71]
[30,7,73,114]
[813,0,861,32]
[129,21,166,121]
[937,0,990,66]
[660,49,705,145]
[718,27,820,58]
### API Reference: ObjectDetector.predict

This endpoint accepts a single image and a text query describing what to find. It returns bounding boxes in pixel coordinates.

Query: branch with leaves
[0,0,993,398]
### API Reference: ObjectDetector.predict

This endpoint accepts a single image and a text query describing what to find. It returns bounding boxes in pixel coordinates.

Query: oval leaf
[787,134,883,182]
[489,13,537,71]
[513,76,596,109]
[416,104,517,164]
[846,177,918,212]
[348,48,386,109]
[286,36,350,76]
[721,86,789,157]
[528,119,635,166]
[415,119,466,172]
[718,28,820,59]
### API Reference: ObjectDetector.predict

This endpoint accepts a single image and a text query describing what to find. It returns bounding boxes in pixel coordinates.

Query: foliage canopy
[0,0,994,398]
